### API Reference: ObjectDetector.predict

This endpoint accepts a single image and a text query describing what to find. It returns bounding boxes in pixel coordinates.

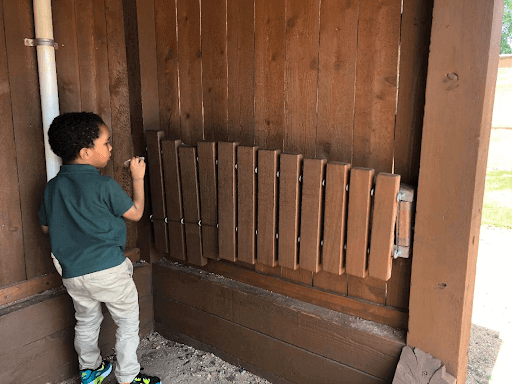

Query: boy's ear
[78,147,90,160]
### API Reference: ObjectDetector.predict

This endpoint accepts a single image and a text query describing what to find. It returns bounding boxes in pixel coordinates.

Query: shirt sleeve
[103,177,135,217]
[39,200,48,226]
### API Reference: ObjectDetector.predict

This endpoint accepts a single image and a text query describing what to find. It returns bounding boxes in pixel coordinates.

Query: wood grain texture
[3,0,53,279]
[257,149,280,267]
[408,0,502,380]
[202,225,219,260]
[0,273,62,307]
[369,173,400,281]
[217,142,238,262]
[167,221,187,261]
[227,0,255,145]
[52,0,81,112]
[299,159,326,273]
[316,0,358,163]
[197,142,218,226]
[162,140,184,222]
[394,0,433,185]
[202,0,228,142]
[155,297,386,384]
[278,154,302,270]
[283,0,320,158]
[345,168,374,278]
[392,347,456,384]
[254,0,285,150]
[202,260,408,329]
[154,0,180,137]
[154,262,405,382]
[185,223,206,266]
[353,0,401,173]
[176,0,203,144]
[322,162,350,275]
[237,146,258,264]
[0,4,25,286]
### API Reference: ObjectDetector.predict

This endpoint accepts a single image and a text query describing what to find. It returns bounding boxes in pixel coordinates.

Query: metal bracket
[24,38,58,50]
[393,245,410,259]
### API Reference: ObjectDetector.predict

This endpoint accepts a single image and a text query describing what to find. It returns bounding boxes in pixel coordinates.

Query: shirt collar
[58,164,100,175]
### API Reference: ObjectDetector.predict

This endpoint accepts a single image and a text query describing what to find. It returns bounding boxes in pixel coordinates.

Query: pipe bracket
[24,38,58,50]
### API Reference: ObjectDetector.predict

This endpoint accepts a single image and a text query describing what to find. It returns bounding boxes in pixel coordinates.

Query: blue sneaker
[80,360,112,384]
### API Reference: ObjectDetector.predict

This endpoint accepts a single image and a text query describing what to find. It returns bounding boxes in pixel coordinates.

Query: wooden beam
[408,0,503,381]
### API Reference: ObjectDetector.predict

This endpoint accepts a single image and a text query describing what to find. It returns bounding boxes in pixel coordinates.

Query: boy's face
[87,124,112,168]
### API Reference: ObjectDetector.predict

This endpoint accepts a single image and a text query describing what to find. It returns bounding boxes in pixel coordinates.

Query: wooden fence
[147,133,415,326]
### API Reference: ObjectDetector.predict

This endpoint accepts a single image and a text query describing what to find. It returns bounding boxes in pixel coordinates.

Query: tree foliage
[502,0,512,54]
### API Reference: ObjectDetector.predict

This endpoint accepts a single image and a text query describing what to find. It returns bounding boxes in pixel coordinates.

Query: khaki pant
[63,258,140,384]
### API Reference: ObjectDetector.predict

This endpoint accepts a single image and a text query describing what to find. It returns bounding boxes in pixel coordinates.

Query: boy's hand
[129,156,146,180]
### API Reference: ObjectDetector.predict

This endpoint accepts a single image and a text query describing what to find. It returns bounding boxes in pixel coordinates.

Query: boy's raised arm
[123,157,146,222]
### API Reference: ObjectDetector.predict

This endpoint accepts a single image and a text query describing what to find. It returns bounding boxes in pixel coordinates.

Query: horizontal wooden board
[154,262,405,381]
[155,296,387,384]
[199,260,407,329]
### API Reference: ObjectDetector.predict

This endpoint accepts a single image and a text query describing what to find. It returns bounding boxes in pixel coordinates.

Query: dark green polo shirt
[40,164,134,278]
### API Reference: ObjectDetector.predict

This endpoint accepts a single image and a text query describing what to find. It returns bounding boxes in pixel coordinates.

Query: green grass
[482,170,512,228]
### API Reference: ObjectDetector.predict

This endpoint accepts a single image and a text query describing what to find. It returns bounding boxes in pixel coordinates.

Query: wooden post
[408,0,503,381]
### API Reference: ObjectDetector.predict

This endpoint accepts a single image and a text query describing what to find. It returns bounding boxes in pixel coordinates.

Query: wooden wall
[140,0,433,312]
[0,0,147,291]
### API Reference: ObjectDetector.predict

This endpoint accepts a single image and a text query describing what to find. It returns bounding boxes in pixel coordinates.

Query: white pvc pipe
[34,0,61,181]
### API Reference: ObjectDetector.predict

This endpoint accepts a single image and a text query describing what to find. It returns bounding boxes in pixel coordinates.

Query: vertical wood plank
[176,0,203,144]
[353,0,401,173]
[345,168,374,278]
[322,163,350,275]
[75,0,112,171]
[217,142,238,262]
[316,0,358,163]
[299,159,326,273]
[178,146,206,266]
[257,149,280,267]
[3,0,53,279]
[53,0,81,113]
[154,0,179,138]
[227,0,255,145]
[161,139,186,261]
[368,173,400,281]
[146,131,168,252]
[394,0,432,185]
[201,0,228,142]
[254,0,285,150]
[408,0,502,378]
[237,146,258,264]
[387,0,432,311]
[0,3,26,286]
[197,142,218,226]
[197,142,219,260]
[278,154,302,270]
[283,0,320,158]
[105,0,137,250]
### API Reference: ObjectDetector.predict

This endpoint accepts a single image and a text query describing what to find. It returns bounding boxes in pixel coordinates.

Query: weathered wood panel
[368,173,400,281]
[299,159,326,273]
[316,0,358,163]
[257,149,280,267]
[176,0,203,144]
[353,0,401,173]
[178,146,206,266]
[278,154,302,270]
[3,0,53,280]
[218,142,238,262]
[322,162,350,275]
[0,3,25,287]
[227,0,255,145]
[237,146,258,264]
[202,0,228,142]
[154,0,179,137]
[254,0,285,150]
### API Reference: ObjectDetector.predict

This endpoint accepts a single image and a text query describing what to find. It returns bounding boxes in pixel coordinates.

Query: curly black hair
[48,112,105,163]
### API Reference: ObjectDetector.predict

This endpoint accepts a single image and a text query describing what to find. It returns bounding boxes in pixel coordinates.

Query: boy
[40,112,161,384]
